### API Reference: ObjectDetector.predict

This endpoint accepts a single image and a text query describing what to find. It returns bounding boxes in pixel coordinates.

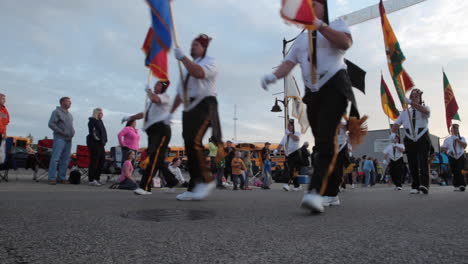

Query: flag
[379,0,414,109]
[285,74,309,134]
[380,75,400,121]
[280,0,316,30]
[443,71,461,131]
[143,0,172,81]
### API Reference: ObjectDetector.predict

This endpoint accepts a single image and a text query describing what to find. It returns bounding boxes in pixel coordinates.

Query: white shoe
[328,196,340,206]
[89,180,101,186]
[454,186,466,192]
[282,184,290,191]
[134,188,151,195]
[300,192,324,213]
[397,187,402,191]
[176,191,196,201]
[322,196,331,206]
[351,184,355,189]
[192,181,216,200]
[292,186,302,191]
[409,189,419,194]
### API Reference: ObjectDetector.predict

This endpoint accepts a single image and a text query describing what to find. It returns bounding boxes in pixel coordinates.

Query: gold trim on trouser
[193,118,212,183]
[319,125,340,195]
[144,136,167,191]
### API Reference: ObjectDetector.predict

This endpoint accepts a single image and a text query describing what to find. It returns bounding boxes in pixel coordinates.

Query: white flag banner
[285,74,309,134]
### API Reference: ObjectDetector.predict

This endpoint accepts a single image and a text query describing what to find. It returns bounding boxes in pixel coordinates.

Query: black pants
[449,156,466,187]
[286,150,302,188]
[404,134,430,189]
[389,158,404,187]
[88,142,105,182]
[183,97,218,191]
[325,147,347,196]
[304,71,349,195]
[140,122,175,192]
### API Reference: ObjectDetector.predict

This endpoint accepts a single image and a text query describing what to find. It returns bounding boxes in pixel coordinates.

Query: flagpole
[308,30,317,85]
[169,1,188,109]
[143,70,152,125]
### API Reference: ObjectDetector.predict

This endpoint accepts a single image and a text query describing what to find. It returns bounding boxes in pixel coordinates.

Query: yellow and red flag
[379,0,414,109]
[443,71,461,131]
[280,0,317,30]
[380,75,400,121]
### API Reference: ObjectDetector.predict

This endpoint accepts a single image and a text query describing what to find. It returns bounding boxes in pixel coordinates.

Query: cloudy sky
[2,0,468,150]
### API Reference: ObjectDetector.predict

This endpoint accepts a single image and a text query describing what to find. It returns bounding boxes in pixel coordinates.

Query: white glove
[261,73,277,91]
[121,116,130,124]
[314,18,326,29]
[145,84,151,93]
[405,97,412,104]
[174,48,186,60]
[389,132,396,141]
[163,113,173,125]
[273,149,278,156]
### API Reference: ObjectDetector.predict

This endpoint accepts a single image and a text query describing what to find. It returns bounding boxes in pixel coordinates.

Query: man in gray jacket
[48,97,75,184]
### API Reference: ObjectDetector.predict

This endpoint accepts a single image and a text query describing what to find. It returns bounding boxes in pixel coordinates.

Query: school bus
[234,142,286,175]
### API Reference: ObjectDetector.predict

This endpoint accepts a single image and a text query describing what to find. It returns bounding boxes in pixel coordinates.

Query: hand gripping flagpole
[169,1,188,109]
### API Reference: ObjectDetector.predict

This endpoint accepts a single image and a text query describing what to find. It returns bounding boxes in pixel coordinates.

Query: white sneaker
[300,192,324,213]
[89,180,101,186]
[282,184,290,191]
[292,186,302,191]
[397,187,402,191]
[191,181,216,200]
[322,196,331,207]
[351,184,355,189]
[409,189,419,194]
[134,188,151,195]
[176,191,196,201]
[328,196,340,206]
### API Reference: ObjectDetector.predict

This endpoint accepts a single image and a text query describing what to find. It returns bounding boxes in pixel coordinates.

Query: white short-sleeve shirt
[143,93,171,131]
[280,130,301,156]
[383,143,405,161]
[394,106,431,141]
[442,135,466,159]
[177,56,218,111]
[284,18,351,92]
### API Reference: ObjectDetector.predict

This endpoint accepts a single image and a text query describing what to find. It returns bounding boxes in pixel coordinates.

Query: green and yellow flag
[379,0,414,109]
[380,75,399,120]
[443,71,461,131]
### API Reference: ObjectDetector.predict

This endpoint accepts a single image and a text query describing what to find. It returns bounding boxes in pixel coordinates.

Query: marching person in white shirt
[275,119,302,192]
[441,124,467,192]
[123,80,179,195]
[169,34,223,201]
[261,0,360,213]
[391,89,431,195]
[383,134,405,190]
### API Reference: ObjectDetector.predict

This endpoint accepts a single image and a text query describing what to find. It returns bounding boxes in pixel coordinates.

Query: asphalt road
[1,170,467,264]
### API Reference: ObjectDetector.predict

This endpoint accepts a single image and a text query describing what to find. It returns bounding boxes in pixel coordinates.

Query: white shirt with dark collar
[143,93,171,131]
[383,143,405,161]
[177,56,218,111]
[284,18,351,92]
[280,130,301,156]
[442,135,466,159]
[395,106,430,141]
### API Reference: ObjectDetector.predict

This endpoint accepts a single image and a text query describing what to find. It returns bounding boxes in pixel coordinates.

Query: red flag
[280,0,316,30]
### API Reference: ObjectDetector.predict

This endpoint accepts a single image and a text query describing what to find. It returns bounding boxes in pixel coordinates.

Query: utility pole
[233,104,238,142]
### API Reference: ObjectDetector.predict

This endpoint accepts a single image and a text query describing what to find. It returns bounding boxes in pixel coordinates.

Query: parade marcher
[275,119,302,192]
[48,97,75,185]
[123,80,178,195]
[383,135,405,190]
[262,0,364,213]
[441,124,466,192]
[168,34,223,201]
[391,89,431,194]
[86,108,108,186]
[0,93,10,147]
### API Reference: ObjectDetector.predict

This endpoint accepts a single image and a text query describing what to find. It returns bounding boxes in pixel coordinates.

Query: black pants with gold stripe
[183,97,218,192]
[139,121,172,192]
[303,71,349,196]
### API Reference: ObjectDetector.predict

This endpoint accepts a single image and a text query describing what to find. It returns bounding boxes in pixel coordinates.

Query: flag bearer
[391,89,431,194]
[441,124,466,192]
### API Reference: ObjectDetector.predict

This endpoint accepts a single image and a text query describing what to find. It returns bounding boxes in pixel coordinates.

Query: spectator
[48,97,75,185]
[224,141,235,183]
[87,108,108,186]
[231,151,246,190]
[0,93,10,146]
[262,153,276,190]
[168,158,189,188]
[115,151,138,190]
[208,136,218,175]
[117,119,140,167]
[363,156,376,187]
[242,151,253,190]
[300,141,311,167]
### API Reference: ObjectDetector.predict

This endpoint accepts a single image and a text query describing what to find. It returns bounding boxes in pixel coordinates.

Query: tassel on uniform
[347,115,369,148]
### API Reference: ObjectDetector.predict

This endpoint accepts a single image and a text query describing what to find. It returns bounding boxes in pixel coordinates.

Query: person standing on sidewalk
[0,93,10,147]
[86,108,108,186]
[48,97,74,184]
